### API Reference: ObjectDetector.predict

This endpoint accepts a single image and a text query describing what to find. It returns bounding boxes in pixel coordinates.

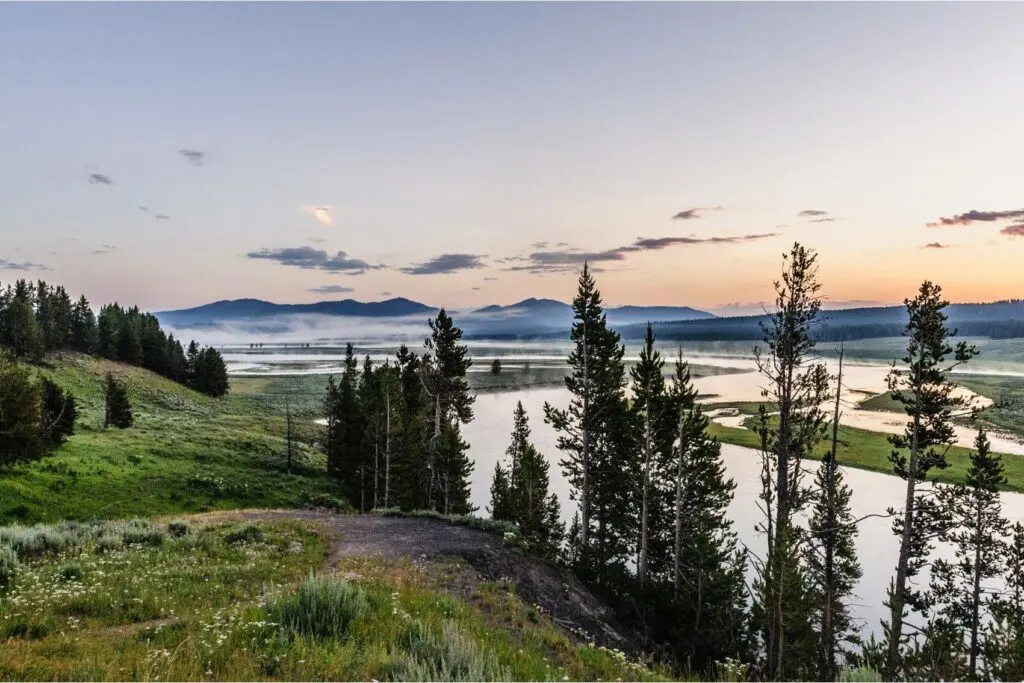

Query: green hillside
[0,353,343,524]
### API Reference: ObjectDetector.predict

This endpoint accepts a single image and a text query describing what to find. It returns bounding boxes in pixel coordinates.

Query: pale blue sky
[1,2,1022,311]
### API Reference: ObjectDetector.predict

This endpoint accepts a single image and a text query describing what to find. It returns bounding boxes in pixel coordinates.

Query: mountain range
[156,296,715,331]
[155,297,1024,341]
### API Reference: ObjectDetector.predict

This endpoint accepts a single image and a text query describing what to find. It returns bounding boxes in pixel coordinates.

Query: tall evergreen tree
[2,281,43,360]
[931,428,1008,680]
[882,281,978,680]
[661,347,750,672]
[0,353,44,465]
[71,295,98,353]
[753,242,831,681]
[421,310,475,513]
[394,344,428,509]
[544,263,630,585]
[629,323,666,587]
[103,372,134,429]
[324,344,364,505]
[40,377,78,448]
[806,347,862,681]
[492,402,563,561]
[985,523,1024,680]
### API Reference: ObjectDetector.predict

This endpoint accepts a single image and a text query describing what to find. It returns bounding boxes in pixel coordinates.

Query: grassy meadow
[0,517,665,682]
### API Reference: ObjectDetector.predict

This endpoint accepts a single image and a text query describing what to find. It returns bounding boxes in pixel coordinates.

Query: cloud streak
[1002,223,1024,238]
[247,246,383,274]
[308,284,355,294]
[798,209,828,217]
[923,242,951,249]
[504,232,778,274]
[672,206,723,220]
[400,253,487,275]
[928,209,1024,227]
[179,149,205,166]
[0,259,48,271]
[88,173,114,185]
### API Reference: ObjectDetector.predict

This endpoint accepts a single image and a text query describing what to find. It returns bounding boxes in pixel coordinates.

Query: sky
[1,2,1023,314]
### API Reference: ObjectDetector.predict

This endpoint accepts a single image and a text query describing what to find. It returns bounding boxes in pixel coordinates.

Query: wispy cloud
[672,206,723,220]
[302,205,334,227]
[0,259,48,271]
[138,206,149,212]
[923,242,951,249]
[308,284,355,294]
[308,236,327,244]
[809,217,840,223]
[179,149,205,166]
[379,291,392,297]
[91,244,118,255]
[504,232,778,274]
[1002,223,1024,238]
[88,173,114,185]
[928,209,1024,227]
[155,214,170,220]
[400,253,487,275]
[483,276,498,281]
[471,286,481,291]
[798,209,828,217]
[247,246,383,274]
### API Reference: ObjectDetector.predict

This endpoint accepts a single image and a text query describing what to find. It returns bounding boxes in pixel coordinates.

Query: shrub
[120,520,165,546]
[840,666,883,682]
[269,574,370,641]
[0,525,74,558]
[95,533,123,554]
[393,620,509,682]
[167,520,191,537]
[225,524,264,545]
[0,545,18,588]
[377,509,519,536]
[303,493,351,513]
[59,560,85,582]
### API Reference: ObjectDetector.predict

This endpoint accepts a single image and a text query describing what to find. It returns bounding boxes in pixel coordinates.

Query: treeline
[322,310,475,515]
[0,279,228,397]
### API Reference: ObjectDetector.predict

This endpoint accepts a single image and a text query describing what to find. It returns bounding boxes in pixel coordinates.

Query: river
[463,387,1024,639]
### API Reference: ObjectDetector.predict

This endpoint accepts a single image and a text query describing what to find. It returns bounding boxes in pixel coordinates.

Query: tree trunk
[969,498,983,679]
[638,404,652,587]
[384,389,391,510]
[821,347,843,681]
[886,345,925,679]
[674,410,686,598]
[580,318,591,552]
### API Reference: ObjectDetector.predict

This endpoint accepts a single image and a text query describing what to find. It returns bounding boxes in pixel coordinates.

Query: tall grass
[393,620,511,682]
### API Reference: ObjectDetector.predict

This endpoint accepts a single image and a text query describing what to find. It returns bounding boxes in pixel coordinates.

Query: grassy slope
[0,354,343,524]
[0,518,663,682]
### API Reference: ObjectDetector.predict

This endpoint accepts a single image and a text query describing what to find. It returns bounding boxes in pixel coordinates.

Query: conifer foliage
[103,372,134,429]
[489,401,563,561]
[0,278,226,396]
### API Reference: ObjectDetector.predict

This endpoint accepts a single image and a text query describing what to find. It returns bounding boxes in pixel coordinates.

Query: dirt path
[198,509,630,650]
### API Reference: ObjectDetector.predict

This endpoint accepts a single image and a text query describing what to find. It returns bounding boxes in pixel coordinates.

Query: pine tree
[2,281,43,360]
[117,317,143,365]
[40,377,78,448]
[629,323,665,587]
[185,340,199,386]
[753,242,831,680]
[985,523,1024,680]
[422,310,475,513]
[805,347,862,681]
[394,344,428,509]
[489,460,513,520]
[0,353,44,465]
[544,263,630,584]
[324,344,364,505]
[494,402,564,561]
[103,372,134,429]
[71,295,98,353]
[662,347,750,671]
[882,281,978,680]
[490,358,502,375]
[930,428,1008,680]
[193,347,230,397]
